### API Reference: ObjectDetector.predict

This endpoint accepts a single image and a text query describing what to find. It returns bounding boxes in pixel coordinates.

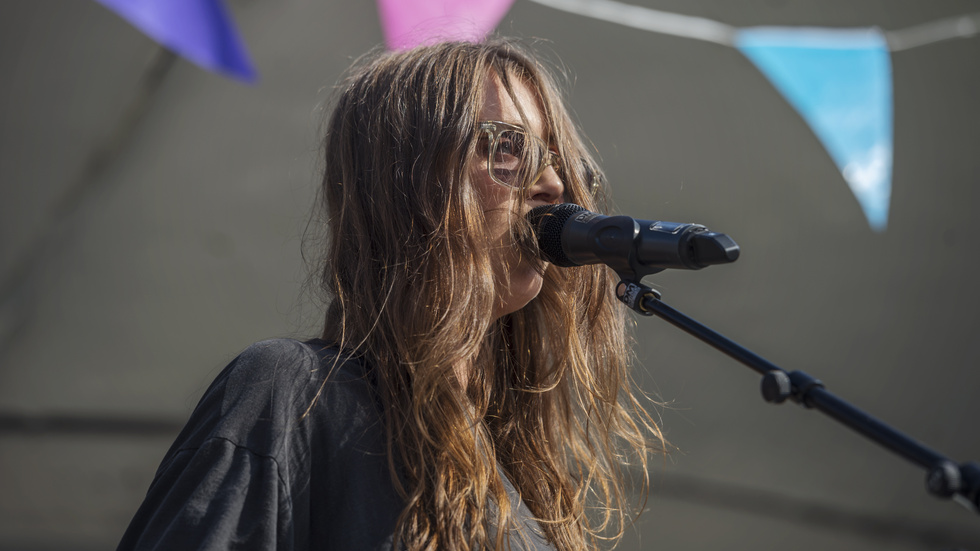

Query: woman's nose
[527,166,564,205]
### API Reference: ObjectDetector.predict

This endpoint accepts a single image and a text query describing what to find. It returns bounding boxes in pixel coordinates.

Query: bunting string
[527,0,980,52]
[525,0,978,231]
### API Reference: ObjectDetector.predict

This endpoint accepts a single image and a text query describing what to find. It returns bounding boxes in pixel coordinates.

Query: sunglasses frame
[477,120,560,189]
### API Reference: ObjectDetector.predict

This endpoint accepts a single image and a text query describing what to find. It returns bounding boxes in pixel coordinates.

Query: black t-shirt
[117,338,555,550]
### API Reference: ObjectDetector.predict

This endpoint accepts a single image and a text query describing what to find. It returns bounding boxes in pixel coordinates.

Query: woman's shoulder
[229,337,360,382]
[168,338,380,462]
[122,340,400,550]
[220,338,372,406]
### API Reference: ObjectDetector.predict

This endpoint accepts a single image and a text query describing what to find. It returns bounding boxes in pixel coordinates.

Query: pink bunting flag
[377,0,517,50]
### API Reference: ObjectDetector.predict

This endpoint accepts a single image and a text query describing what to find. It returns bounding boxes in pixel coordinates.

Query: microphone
[527,203,739,279]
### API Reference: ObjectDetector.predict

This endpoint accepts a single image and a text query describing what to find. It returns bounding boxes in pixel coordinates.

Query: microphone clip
[615,280,661,316]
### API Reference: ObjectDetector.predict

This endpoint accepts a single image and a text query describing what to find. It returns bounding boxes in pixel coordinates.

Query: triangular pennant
[377,0,517,51]
[94,0,257,83]
[736,27,892,231]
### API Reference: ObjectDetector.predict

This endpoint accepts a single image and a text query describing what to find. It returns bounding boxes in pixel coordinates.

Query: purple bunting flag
[94,0,257,83]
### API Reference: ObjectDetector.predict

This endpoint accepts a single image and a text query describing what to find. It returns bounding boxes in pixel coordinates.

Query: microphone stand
[615,278,980,515]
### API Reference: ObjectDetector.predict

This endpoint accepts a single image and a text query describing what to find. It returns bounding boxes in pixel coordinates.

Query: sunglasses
[477,120,561,189]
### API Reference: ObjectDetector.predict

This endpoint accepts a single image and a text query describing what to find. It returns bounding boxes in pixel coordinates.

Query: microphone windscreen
[526,203,587,267]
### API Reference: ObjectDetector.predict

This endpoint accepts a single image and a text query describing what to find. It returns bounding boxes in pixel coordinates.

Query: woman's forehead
[478,74,546,138]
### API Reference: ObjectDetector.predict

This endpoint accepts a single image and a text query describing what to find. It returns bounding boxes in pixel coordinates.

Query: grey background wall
[1,1,979,549]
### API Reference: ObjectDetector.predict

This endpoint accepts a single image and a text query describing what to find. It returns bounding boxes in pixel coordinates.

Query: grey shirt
[117,338,555,550]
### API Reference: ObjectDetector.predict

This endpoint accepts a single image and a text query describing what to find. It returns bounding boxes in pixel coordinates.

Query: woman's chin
[494,269,545,319]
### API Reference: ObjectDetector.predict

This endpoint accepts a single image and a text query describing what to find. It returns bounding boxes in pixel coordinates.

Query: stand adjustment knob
[761,370,792,404]
[927,460,961,498]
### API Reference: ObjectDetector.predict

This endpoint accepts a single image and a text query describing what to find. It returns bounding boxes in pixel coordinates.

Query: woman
[118,39,663,551]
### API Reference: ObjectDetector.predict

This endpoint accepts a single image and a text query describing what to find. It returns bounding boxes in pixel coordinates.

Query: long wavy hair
[311,39,663,550]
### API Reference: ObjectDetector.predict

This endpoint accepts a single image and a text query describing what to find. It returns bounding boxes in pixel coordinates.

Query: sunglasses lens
[491,130,527,185]
[490,129,550,187]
